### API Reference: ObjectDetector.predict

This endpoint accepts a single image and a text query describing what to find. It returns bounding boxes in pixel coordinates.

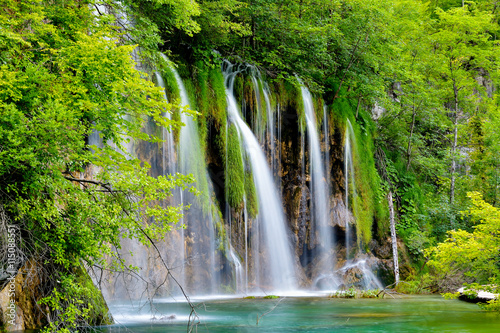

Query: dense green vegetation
[2,0,500,330]
[0,0,197,330]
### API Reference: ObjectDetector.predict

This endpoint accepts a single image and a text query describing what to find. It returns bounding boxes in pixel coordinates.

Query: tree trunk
[355,95,362,119]
[388,191,399,285]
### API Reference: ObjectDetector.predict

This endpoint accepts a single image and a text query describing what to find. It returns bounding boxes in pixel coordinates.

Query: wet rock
[369,238,392,260]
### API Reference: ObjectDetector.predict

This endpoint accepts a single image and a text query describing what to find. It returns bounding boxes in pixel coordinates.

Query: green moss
[256,78,268,126]
[245,170,259,218]
[193,63,227,163]
[263,295,279,299]
[74,264,113,326]
[208,67,228,129]
[314,96,325,127]
[329,288,381,298]
[159,67,180,100]
[168,101,180,143]
[161,63,212,213]
[330,89,388,247]
[226,124,245,210]
[158,66,182,143]
[274,77,305,132]
[267,81,278,111]
[234,73,269,137]
[234,74,244,105]
[193,61,209,115]
[243,75,255,113]
[183,76,208,156]
[289,78,305,132]
[212,202,228,253]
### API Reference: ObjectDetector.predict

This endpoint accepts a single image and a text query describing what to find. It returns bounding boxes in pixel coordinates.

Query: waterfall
[338,258,383,290]
[154,71,176,177]
[249,73,265,142]
[243,197,249,293]
[323,105,330,197]
[170,67,221,295]
[263,83,276,176]
[344,119,357,259]
[97,58,385,304]
[153,69,189,296]
[248,69,278,183]
[299,85,335,289]
[277,103,282,190]
[223,62,297,292]
[229,247,244,293]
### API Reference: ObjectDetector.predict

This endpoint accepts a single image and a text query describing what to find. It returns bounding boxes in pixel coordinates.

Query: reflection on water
[100,296,499,332]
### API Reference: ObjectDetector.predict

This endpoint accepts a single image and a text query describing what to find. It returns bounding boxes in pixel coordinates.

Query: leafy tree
[0,0,198,330]
[427,192,500,308]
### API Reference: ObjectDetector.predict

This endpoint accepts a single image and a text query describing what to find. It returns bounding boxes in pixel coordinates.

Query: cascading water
[249,72,265,142]
[337,258,383,290]
[299,85,336,290]
[344,119,357,259]
[171,67,222,295]
[229,247,244,293]
[334,119,383,290]
[223,62,297,293]
[154,70,176,177]
[152,69,188,297]
[276,103,282,190]
[248,69,278,183]
[323,105,330,195]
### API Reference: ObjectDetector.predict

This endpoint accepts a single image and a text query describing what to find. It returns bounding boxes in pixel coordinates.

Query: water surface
[101,295,500,332]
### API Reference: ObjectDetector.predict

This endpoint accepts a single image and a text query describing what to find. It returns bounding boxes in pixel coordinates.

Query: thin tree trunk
[355,95,362,119]
[388,191,399,285]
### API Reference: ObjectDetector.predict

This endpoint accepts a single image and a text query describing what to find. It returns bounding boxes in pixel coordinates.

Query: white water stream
[223,62,297,292]
[300,85,335,289]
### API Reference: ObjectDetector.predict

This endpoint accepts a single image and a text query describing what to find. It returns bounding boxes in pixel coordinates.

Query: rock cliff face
[0,260,48,331]
[0,260,111,332]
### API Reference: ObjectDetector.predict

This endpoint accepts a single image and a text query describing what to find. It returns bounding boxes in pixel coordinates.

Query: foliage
[329,288,381,298]
[262,295,279,299]
[0,0,197,329]
[395,274,434,294]
[1,0,500,324]
[479,299,500,312]
[373,1,500,284]
[427,192,500,293]
[38,264,112,332]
